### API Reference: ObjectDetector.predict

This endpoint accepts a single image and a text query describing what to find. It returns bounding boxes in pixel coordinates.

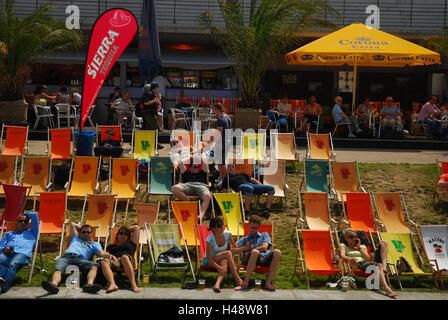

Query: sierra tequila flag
[80,9,138,128]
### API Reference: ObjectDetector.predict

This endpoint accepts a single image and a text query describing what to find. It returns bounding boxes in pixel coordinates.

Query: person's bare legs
[222,251,242,289]
[86,265,98,285]
[51,270,62,287]
[172,185,188,201]
[244,194,253,211]
[377,263,396,297]
[237,250,259,290]
[120,255,141,293]
[379,240,389,273]
[100,260,119,293]
[265,194,274,210]
[200,193,211,220]
[265,249,281,290]
[213,258,228,292]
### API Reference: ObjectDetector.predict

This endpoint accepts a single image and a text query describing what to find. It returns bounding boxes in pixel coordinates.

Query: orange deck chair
[105,226,139,274]
[330,161,365,202]
[171,200,200,247]
[294,229,342,288]
[297,191,334,231]
[0,124,29,156]
[0,184,31,237]
[47,128,74,188]
[20,156,50,196]
[66,156,100,198]
[0,155,19,195]
[373,192,414,233]
[306,132,336,161]
[35,192,67,259]
[241,222,274,274]
[96,125,123,158]
[270,132,298,161]
[341,192,377,233]
[80,193,118,238]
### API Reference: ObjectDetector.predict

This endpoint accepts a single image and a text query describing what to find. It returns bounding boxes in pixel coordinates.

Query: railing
[11,0,448,35]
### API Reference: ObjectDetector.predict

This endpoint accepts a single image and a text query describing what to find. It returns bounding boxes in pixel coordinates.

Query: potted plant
[0,0,82,124]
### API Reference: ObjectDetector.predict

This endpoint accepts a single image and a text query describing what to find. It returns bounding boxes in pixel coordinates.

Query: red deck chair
[194,224,218,277]
[0,124,28,156]
[0,184,31,237]
[240,222,273,274]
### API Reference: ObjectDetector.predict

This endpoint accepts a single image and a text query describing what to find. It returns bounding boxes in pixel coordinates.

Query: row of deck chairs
[294,190,448,289]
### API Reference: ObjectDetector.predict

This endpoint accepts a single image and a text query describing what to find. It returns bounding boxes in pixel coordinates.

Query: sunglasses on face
[81,231,92,235]
[347,235,358,239]
[214,225,224,228]
[118,232,129,236]
[18,219,28,223]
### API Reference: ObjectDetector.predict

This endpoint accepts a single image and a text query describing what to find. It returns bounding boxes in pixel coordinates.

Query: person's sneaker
[41,281,59,294]
[403,130,409,135]
[356,128,363,134]
[0,277,6,288]
[348,133,357,138]
[261,209,270,219]
[82,283,102,294]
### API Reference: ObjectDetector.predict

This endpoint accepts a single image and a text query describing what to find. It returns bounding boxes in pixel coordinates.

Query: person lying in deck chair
[222,163,274,218]
[94,128,123,158]
[41,223,115,294]
[0,212,38,293]
[339,228,397,298]
[234,215,281,291]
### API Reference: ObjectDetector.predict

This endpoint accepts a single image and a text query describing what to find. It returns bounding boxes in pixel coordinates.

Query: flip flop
[212,287,221,293]
[387,291,398,298]
[41,281,59,294]
[82,284,102,294]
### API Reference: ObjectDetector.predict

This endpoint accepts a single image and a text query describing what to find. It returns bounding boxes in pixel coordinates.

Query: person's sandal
[82,283,102,294]
[41,281,59,294]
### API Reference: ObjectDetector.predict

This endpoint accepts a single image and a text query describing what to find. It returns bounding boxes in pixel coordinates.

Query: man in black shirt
[94,128,123,158]
[172,155,211,220]
[213,103,232,180]
[222,163,274,218]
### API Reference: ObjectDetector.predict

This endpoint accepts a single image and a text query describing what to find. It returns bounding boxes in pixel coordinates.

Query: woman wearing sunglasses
[339,228,397,297]
[203,217,243,292]
[99,225,141,293]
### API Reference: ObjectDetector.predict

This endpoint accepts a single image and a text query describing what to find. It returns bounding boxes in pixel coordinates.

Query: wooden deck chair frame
[0,124,29,156]
[306,132,336,160]
[330,161,366,203]
[433,159,448,204]
[19,155,51,196]
[269,131,299,161]
[130,128,159,158]
[144,222,196,283]
[46,128,75,189]
[65,156,101,198]
[80,193,119,240]
[296,191,336,231]
[294,228,343,288]
[0,155,19,194]
[0,184,32,238]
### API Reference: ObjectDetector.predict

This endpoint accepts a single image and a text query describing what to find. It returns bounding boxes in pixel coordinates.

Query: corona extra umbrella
[285,23,441,112]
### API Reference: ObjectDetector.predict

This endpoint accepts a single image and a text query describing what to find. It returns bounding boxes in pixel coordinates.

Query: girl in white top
[204,217,243,292]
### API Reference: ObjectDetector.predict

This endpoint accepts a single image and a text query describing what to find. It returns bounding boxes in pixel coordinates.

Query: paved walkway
[26,140,446,164]
[1,287,447,300]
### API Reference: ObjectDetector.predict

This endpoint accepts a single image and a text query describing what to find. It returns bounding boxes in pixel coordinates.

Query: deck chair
[149,157,174,196]
[294,229,342,288]
[372,192,415,234]
[241,222,274,274]
[241,132,266,161]
[306,132,335,161]
[134,202,160,283]
[172,130,196,150]
[433,159,448,203]
[417,225,448,289]
[330,161,365,202]
[35,192,67,260]
[145,223,196,283]
[379,232,437,290]
[261,160,287,212]
[0,124,29,156]
[0,184,31,237]
[194,224,218,278]
[0,155,19,195]
[80,193,118,239]
[46,128,74,188]
[20,156,50,196]
[212,192,245,239]
[339,192,378,233]
[297,191,334,230]
[96,125,124,160]
[270,132,299,161]
[66,156,100,198]
[302,158,329,193]
[131,129,158,159]
[171,200,200,246]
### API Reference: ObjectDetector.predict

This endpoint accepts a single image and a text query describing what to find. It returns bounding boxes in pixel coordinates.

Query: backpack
[157,246,185,263]
[396,256,413,274]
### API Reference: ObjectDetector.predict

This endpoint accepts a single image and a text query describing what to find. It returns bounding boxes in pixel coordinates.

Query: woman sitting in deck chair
[339,228,397,298]
[98,225,141,293]
[203,217,243,293]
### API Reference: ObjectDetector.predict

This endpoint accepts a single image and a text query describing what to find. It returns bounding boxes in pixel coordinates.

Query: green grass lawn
[10,162,448,291]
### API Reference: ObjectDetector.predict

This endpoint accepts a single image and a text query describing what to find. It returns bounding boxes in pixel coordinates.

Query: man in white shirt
[112,91,134,129]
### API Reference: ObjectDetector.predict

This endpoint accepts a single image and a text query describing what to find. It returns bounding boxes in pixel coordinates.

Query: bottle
[71,279,76,289]
[341,277,348,292]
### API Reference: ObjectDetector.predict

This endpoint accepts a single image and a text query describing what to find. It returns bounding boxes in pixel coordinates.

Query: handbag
[157,246,185,263]
[396,256,414,274]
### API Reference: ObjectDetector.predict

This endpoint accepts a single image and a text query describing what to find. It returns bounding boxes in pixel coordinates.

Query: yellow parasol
[285,23,441,112]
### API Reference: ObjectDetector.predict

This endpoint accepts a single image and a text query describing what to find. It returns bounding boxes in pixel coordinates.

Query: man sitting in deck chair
[222,163,274,218]
[41,223,115,294]
[0,212,38,293]
[94,128,123,158]
[234,215,281,291]
[172,154,211,220]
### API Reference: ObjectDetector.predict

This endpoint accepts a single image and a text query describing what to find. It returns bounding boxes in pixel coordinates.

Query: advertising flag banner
[80,9,138,128]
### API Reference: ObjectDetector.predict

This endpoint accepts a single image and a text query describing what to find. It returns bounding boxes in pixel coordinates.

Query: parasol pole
[352,58,358,115]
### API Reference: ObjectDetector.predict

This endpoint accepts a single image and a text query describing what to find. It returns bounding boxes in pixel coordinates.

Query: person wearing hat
[138,82,161,131]
[93,128,123,158]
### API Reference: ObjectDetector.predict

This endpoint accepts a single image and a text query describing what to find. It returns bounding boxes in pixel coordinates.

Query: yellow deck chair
[171,200,200,246]
[213,192,245,239]
[306,132,335,160]
[270,132,298,161]
[373,192,413,233]
[0,124,29,156]
[131,129,158,159]
[261,160,287,211]
[80,193,118,238]
[330,161,365,202]
[0,155,18,195]
[66,156,100,198]
[20,156,50,196]
[242,132,265,161]
[297,191,334,230]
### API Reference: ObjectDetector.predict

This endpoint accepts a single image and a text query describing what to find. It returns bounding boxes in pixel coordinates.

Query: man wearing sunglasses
[42,222,117,294]
[0,212,38,293]
[332,96,362,138]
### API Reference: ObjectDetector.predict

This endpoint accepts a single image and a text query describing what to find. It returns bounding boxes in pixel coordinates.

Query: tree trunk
[0,100,28,125]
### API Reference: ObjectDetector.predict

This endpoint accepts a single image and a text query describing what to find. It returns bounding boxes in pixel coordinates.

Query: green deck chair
[149,157,173,195]
[145,223,196,283]
[303,158,329,192]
